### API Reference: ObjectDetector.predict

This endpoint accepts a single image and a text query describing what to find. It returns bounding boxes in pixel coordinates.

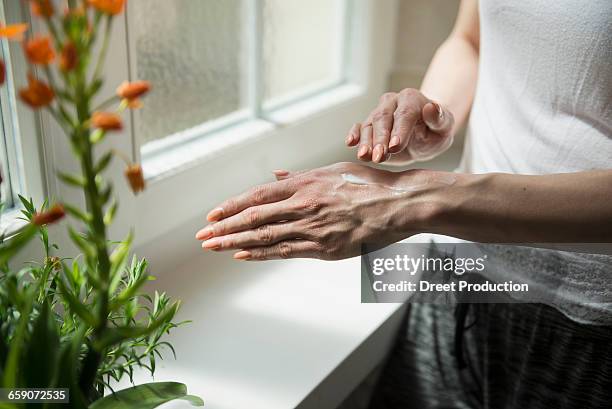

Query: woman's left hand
[195,162,434,260]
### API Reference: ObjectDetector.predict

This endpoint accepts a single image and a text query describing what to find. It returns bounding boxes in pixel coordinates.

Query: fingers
[357,123,373,161]
[200,222,300,251]
[389,89,427,154]
[233,240,321,261]
[371,93,397,163]
[206,180,296,222]
[422,102,454,137]
[345,123,361,147]
[197,201,296,241]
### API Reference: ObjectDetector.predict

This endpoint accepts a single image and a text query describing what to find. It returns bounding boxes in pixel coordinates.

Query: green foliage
[0,2,200,408]
[89,382,203,409]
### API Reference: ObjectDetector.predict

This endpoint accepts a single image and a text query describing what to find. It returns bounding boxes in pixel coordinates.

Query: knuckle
[398,87,420,99]
[256,225,274,243]
[249,185,268,204]
[223,199,237,214]
[211,222,225,236]
[250,249,265,260]
[278,242,292,259]
[395,104,419,118]
[379,92,396,102]
[372,110,392,123]
[244,208,260,226]
[220,236,233,249]
[300,197,321,213]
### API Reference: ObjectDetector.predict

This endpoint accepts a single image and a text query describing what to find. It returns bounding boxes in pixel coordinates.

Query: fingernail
[432,102,444,120]
[345,134,354,145]
[234,250,251,260]
[373,144,383,163]
[358,145,369,158]
[273,169,289,177]
[202,237,221,250]
[389,136,400,149]
[207,207,223,222]
[195,226,213,240]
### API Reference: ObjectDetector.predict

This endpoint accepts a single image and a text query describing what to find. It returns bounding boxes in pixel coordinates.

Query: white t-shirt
[458,0,612,324]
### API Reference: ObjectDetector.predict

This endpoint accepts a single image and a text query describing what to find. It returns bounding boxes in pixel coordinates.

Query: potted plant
[0,1,202,407]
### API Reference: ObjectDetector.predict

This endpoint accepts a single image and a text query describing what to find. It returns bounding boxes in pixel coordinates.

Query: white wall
[390,0,460,90]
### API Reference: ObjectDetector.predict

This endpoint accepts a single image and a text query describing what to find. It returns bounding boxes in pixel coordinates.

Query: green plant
[0,0,202,407]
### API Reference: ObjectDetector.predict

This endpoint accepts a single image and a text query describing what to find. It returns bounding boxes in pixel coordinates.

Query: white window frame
[35,0,398,252]
[0,1,47,235]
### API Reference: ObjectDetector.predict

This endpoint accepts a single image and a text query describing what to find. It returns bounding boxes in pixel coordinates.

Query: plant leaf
[23,301,59,387]
[94,302,179,349]
[88,382,203,409]
[95,151,114,174]
[57,172,86,188]
[0,224,38,266]
[57,277,98,327]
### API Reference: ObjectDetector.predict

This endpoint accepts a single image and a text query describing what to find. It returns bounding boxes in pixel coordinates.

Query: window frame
[128,0,354,174]
[0,1,47,236]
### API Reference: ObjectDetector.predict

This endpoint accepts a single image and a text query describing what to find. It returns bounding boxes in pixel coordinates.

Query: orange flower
[0,23,28,40]
[125,164,146,194]
[24,36,55,65]
[0,59,5,85]
[117,80,151,100]
[91,111,123,131]
[88,0,125,15]
[30,0,54,17]
[19,73,54,108]
[32,204,65,226]
[59,41,78,71]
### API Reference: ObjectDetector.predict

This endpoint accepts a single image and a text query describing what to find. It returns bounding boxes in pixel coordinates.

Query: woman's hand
[195,163,438,261]
[346,88,455,164]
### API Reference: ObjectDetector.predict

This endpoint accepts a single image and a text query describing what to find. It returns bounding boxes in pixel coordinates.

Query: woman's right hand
[345,88,455,164]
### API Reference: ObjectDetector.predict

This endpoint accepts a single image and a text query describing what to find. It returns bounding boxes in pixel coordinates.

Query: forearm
[406,170,612,243]
[420,35,479,135]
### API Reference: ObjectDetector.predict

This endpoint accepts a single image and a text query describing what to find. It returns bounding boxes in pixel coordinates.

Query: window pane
[131,0,247,145]
[263,0,345,104]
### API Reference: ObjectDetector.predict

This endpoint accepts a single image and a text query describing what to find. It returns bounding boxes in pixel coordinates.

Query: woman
[196,0,611,407]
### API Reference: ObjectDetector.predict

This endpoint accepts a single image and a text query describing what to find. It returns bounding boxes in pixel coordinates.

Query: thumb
[422,102,454,137]
[272,169,306,181]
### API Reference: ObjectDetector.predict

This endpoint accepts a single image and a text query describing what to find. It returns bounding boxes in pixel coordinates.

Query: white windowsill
[141,84,364,183]
[113,252,405,409]
[0,207,27,238]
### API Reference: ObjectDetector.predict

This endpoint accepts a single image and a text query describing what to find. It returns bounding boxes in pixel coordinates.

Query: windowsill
[141,83,364,183]
[0,207,27,238]
[112,252,405,409]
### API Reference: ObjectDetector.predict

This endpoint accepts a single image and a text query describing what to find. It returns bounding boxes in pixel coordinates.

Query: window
[0,2,47,233]
[128,0,350,164]
[0,6,25,212]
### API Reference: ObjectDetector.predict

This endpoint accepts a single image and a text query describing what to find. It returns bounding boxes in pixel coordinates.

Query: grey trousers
[368,303,612,409]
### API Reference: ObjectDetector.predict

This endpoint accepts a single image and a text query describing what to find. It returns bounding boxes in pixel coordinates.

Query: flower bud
[33,204,65,226]
[125,164,146,194]
[91,111,123,131]
[0,24,28,41]
[30,0,54,17]
[60,41,78,72]
[19,73,55,108]
[88,0,125,15]
[117,80,151,100]
[24,36,55,65]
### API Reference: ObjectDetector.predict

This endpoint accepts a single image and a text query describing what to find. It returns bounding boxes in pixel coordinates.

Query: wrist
[397,170,488,237]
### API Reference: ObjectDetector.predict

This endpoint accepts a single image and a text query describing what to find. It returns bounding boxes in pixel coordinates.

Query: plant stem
[72,42,113,399]
[91,17,112,89]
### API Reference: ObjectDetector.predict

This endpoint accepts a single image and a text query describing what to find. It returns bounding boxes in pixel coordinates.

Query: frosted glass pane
[131,0,247,145]
[263,0,344,102]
